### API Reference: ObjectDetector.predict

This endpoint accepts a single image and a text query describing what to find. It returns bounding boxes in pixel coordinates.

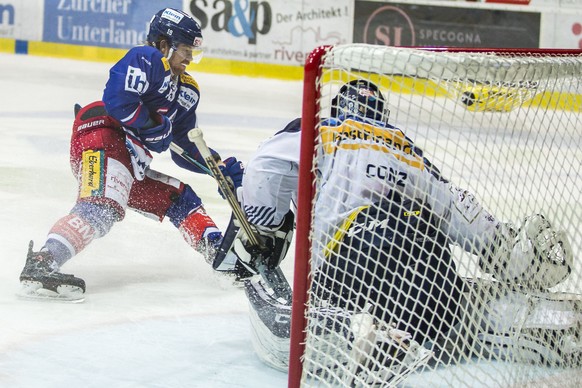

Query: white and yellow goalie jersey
[312,115,501,269]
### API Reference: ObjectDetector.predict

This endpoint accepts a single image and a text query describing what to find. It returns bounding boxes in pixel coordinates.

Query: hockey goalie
[216,79,580,385]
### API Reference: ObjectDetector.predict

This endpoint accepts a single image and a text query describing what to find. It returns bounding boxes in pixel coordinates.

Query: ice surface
[0,53,301,388]
[1,52,579,388]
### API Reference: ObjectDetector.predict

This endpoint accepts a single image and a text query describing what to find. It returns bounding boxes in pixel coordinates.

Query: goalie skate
[18,241,85,303]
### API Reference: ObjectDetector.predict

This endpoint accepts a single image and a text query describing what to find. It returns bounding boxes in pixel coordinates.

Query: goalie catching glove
[482,214,573,290]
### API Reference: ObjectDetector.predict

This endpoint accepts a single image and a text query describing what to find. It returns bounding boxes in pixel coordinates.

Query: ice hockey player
[19,8,244,302]
[216,79,578,384]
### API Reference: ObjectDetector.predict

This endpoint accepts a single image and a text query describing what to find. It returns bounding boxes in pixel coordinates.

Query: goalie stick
[187,128,292,301]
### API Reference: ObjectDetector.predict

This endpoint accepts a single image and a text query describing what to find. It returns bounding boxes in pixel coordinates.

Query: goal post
[289,44,581,387]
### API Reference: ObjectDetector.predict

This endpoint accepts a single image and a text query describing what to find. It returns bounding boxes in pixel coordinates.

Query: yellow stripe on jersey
[80,150,104,198]
[324,205,370,259]
[320,120,425,170]
[161,57,170,72]
[180,73,199,89]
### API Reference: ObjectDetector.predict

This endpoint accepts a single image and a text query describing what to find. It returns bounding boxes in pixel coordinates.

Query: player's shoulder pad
[126,45,170,72]
[180,73,200,90]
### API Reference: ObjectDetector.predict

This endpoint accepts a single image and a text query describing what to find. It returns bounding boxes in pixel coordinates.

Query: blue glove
[218,157,244,199]
[138,115,173,153]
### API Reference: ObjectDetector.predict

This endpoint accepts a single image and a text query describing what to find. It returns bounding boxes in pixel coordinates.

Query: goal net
[289,45,581,387]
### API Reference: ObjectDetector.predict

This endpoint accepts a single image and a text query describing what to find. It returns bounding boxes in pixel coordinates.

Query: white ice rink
[0,53,301,388]
[1,53,580,388]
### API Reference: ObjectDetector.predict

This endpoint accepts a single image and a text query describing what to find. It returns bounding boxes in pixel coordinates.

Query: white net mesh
[297,45,581,387]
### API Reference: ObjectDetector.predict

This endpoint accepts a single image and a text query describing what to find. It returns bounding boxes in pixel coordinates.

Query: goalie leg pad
[302,306,433,386]
[213,214,241,271]
[477,289,581,367]
[244,277,292,371]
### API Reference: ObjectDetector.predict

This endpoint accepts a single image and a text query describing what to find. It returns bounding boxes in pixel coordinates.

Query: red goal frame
[288,45,582,388]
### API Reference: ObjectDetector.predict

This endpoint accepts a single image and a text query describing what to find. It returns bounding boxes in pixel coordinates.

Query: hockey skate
[18,241,85,302]
[194,231,223,264]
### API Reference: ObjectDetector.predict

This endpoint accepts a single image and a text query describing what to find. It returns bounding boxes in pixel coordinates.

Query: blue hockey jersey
[102,45,214,174]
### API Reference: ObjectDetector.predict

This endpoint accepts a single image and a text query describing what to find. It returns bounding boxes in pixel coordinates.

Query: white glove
[491,214,573,289]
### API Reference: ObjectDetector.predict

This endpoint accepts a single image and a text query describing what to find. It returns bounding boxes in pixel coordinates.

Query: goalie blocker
[213,211,294,294]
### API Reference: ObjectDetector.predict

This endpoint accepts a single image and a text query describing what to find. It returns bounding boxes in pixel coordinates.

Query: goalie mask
[331,80,390,124]
[147,8,204,63]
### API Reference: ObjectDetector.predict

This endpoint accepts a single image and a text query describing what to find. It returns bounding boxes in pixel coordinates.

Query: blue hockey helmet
[147,8,203,50]
[331,79,390,124]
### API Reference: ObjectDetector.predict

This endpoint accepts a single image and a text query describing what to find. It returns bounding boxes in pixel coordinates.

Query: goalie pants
[312,200,465,344]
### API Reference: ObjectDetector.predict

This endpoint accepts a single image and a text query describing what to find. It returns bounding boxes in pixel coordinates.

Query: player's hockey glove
[218,157,244,199]
[138,115,173,153]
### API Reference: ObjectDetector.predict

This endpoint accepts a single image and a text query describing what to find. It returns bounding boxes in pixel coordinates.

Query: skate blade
[17,280,85,303]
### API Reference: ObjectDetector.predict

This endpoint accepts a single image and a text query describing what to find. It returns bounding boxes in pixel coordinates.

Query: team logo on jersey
[125,66,149,95]
[180,73,199,89]
[177,86,199,110]
[165,80,178,102]
[80,150,104,198]
[158,74,172,94]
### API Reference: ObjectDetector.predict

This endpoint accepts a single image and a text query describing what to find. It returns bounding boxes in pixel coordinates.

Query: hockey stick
[169,142,212,176]
[188,128,263,249]
[187,128,292,301]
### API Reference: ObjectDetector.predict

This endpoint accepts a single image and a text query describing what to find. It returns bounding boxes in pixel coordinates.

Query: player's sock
[179,206,223,263]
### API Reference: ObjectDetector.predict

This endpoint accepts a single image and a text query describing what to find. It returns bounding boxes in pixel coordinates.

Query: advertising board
[354,1,541,48]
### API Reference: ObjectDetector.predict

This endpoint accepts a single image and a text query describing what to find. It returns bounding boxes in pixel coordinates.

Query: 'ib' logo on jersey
[125,66,150,95]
